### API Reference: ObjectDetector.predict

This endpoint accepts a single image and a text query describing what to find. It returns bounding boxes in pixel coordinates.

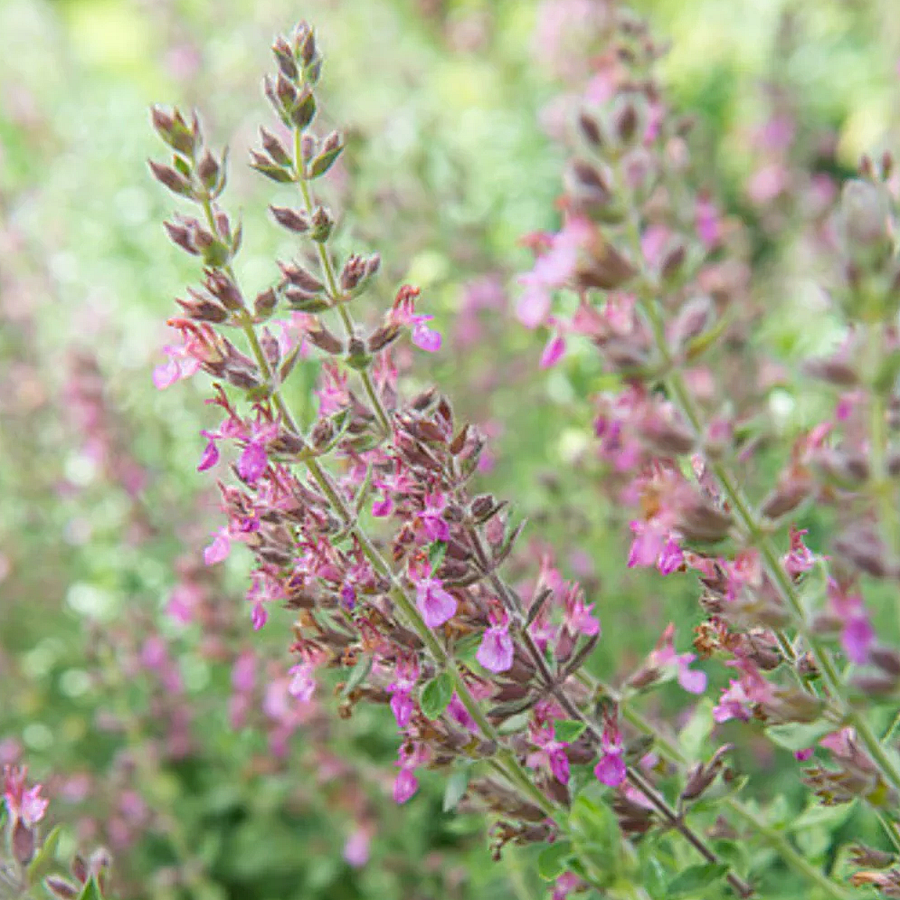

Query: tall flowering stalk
[148,13,896,900]
[521,1,900,893]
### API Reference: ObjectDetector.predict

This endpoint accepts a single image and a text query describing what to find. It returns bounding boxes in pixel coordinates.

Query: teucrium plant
[146,10,900,900]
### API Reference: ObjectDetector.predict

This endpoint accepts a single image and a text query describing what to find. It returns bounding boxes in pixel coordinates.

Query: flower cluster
[144,7,900,899]
[520,2,900,892]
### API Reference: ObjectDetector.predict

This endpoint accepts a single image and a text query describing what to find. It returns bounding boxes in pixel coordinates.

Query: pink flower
[447,695,478,732]
[527,714,571,785]
[650,625,707,695]
[411,317,442,352]
[203,528,231,565]
[713,680,753,723]
[152,346,200,389]
[594,726,626,787]
[3,766,48,827]
[287,662,317,703]
[393,768,418,804]
[388,285,442,352]
[783,527,816,578]
[563,584,600,636]
[238,440,268,483]
[388,655,419,728]
[517,217,593,328]
[477,620,514,673]
[829,579,874,665]
[197,430,220,471]
[420,493,450,541]
[628,519,682,574]
[343,827,372,867]
[410,565,457,628]
[695,194,720,249]
[540,332,567,369]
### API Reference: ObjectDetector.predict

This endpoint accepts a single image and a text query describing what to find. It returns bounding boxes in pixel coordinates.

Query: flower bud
[196,148,220,189]
[291,86,316,130]
[306,321,344,354]
[346,336,372,370]
[310,206,334,242]
[254,288,278,319]
[259,127,292,166]
[272,36,298,80]
[279,262,324,293]
[148,160,193,197]
[368,323,401,352]
[177,289,228,323]
[12,818,36,865]
[577,110,605,148]
[270,206,309,233]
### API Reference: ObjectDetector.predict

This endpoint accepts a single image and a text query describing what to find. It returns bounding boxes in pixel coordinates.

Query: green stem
[293,134,391,435]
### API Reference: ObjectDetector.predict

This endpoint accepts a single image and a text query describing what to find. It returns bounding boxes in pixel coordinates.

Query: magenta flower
[552,872,582,900]
[238,440,268,483]
[476,620,514,673]
[828,579,873,665]
[411,317,442,352]
[371,493,393,517]
[539,332,567,369]
[387,655,419,728]
[527,714,571,785]
[410,564,457,628]
[393,768,418,804]
[420,492,450,541]
[197,430,220,471]
[594,726,626,787]
[447,695,477,732]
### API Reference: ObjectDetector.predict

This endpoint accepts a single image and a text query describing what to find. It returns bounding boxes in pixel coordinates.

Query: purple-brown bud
[148,160,193,197]
[270,206,309,233]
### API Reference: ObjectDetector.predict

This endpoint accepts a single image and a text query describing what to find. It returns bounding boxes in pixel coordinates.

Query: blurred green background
[2,0,900,897]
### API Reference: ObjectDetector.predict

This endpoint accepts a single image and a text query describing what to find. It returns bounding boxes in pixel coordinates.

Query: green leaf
[250,161,295,183]
[442,769,470,813]
[77,876,104,900]
[341,655,372,698]
[427,541,447,571]
[537,840,573,881]
[788,798,856,832]
[26,824,62,884]
[420,673,453,720]
[678,699,714,760]
[641,855,668,900]
[308,145,343,179]
[766,720,835,752]
[667,863,729,897]
[569,790,620,855]
[554,720,587,743]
